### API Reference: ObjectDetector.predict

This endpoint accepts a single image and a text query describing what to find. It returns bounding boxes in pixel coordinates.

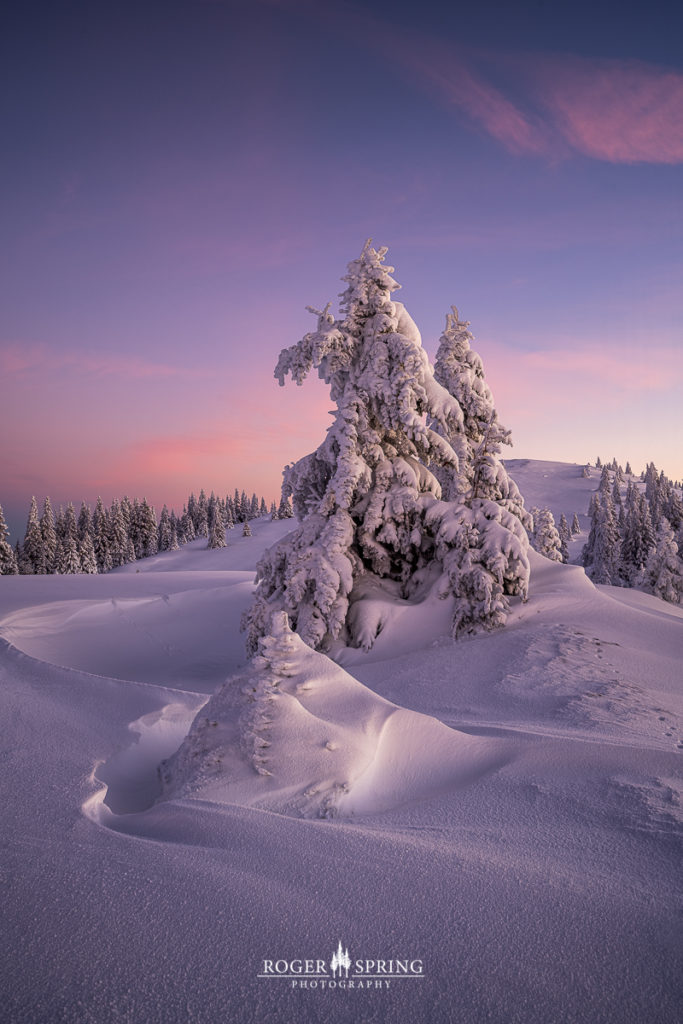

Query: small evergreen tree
[277,495,294,519]
[0,505,19,575]
[558,513,571,563]
[243,520,252,538]
[40,497,57,574]
[22,496,45,574]
[208,501,227,548]
[78,502,93,542]
[93,496,110,573]
[181,506,196,542]
[79,532,98,574]
[645,522,683,604]
[108,500,128,568]
[195,490,209,537]
[139,499,158,557]
[55,504,82,574]
[571,513,581,535]
[531,507,563,562]
[583,492,619,584]
[158,505,174,551]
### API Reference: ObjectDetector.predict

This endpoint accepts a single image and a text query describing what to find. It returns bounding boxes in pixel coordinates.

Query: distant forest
[0,489,293,576]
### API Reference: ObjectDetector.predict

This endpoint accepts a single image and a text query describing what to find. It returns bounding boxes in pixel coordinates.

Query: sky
[2,0,682,540]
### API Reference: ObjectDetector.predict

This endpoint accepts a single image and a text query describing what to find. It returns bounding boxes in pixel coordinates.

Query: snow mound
[159,612,510,818]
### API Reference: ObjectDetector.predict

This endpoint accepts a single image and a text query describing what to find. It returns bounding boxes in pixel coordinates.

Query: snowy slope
[0,464,681,1024]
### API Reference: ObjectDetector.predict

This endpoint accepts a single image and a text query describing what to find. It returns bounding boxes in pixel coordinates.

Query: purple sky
[2,0,682,539]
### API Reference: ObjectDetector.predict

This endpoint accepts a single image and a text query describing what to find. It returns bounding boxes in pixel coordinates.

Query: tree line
[0,489,294,576]
[582,459,683,603]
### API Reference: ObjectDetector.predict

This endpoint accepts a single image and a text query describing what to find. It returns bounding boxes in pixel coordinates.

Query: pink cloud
[277,0,683,164]
[0,342,208,380]
[531,56,683,164]
[473,337,682,434]
[394,45,549,157]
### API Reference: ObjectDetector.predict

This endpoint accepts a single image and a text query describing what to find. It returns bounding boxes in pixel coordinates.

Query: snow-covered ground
[1,461,681,1024]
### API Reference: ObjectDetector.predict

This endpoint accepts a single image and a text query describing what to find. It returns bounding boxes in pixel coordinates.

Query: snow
[1,463,681,1023]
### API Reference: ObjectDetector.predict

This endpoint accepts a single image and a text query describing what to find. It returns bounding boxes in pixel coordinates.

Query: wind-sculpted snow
[159,613,511,818]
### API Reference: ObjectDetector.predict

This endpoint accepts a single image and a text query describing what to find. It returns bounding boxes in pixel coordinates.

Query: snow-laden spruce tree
[432,307,529,527]
[243,242,530,653]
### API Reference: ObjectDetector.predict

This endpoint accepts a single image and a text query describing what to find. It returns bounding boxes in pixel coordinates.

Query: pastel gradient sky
[2,0,682,539]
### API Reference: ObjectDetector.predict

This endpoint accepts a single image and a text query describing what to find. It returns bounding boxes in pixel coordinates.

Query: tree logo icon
[330,941,351,978]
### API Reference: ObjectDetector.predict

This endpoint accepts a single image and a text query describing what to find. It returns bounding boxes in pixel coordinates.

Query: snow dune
[160,612,512,818]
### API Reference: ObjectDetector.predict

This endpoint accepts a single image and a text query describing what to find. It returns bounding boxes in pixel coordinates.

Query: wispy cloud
[0,342,208,380]
[265,0,683,165]
[529,55,683,165]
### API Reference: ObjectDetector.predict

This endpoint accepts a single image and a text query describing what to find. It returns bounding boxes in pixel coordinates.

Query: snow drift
[159,611,511,818]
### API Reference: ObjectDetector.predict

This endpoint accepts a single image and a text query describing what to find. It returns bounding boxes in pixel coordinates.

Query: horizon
[2,0,682,543]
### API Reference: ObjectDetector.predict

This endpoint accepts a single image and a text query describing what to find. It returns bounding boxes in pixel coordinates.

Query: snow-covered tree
[124,537,136,564]
[158,505,174,552]
[40,497,57,574]
[55,504,82,574]
[558,513,571,563]
[108,500,129,568]
[138,499,158,557]
[583,492,619,584]
[530,507,563,562]
[243,520,252,538]
[180,505,196,542]
[432,307,529,528]
[244,242,529,653]
[611,475,622,505]
[0,504,18,575]
[571,513,581,536]
[79,532,98,574]
[581,465,591,478]
[645,522,683,604]
[277,496,294,519]
[195,490,209,537]
[92,496,110,572]
[22,496,45,574]
[208,501,227,548]
[620,492,655,585]
[77,502,93,542]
